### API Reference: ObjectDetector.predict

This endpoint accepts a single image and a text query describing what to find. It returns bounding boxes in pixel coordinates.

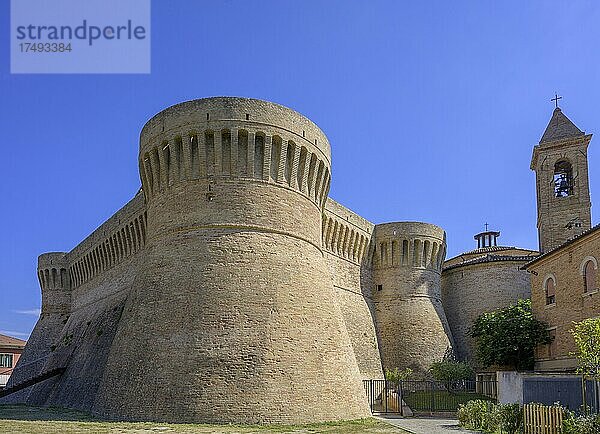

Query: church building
[442,230,537,363]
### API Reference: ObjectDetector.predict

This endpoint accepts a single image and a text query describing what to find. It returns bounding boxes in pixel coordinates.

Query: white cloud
[13,308,41,316]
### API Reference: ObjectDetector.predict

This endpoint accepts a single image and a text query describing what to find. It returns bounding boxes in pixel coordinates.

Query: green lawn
[0,405,408,433]
[403,391,495,412]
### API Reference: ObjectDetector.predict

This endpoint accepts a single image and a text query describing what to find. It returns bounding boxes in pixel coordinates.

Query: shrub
[458,400,523,434]
[384,367,413,386]
[458,399,497,432]
[429,360,474,382]
[562,410,600,434]
[570,317,600,380]
[495,403,523,434]
[471,299,552,371]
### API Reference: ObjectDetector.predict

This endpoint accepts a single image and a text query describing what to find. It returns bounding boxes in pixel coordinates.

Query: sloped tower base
[94,227,367,423]
[372,222,453,374]
[92,98,369,423]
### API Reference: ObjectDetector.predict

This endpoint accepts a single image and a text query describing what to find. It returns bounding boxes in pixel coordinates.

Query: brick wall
[527,228,600,372]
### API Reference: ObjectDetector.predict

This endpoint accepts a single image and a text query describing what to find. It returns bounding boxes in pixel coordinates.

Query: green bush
[458,399,496,432]
[471,299,551,371]
[384,367,413,385]
[458,400,523,434]
[429,360,473,382]
[562,410,600,434]
[495,403,523,434]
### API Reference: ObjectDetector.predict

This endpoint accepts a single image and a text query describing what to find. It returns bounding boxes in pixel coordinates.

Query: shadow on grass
[0,404,97,422]
[0,405,409,433]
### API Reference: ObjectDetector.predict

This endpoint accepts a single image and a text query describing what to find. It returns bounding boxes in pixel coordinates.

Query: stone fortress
[3,97,536,423]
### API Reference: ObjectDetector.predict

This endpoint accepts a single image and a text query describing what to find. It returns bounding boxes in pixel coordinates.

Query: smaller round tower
[38,252,71,315]
[5,253,72,399]
[371,222,453,374]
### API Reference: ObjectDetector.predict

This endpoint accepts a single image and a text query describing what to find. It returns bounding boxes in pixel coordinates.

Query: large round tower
[93,97,369,423]
[371,222,453,374]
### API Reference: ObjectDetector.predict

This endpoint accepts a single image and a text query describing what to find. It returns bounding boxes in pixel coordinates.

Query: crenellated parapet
[322,199,374,266]
[138,98,331,210]
[322,216,372,264]
[38,252,71,315]
[67,202,147,290]
[372,222,446,274]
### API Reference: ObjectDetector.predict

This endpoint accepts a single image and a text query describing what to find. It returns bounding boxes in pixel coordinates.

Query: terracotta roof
[540,108,584,143]
[444,253,537,271]
[523,224,600,270]
[445,245,538,262]
[463,245,519,255]
[0,333,27,349]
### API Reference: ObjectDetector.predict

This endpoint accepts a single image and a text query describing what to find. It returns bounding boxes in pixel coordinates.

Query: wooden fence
[523,403,564,434]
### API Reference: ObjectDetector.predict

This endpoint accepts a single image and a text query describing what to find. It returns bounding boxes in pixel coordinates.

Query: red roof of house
[0,333,27,349]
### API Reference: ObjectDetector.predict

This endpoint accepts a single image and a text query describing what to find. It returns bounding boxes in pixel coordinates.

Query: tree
[570,317,600,412]
[570,317,600,380]
[429,359,474,383]
[471,299,552,371]
[384,367,413,386]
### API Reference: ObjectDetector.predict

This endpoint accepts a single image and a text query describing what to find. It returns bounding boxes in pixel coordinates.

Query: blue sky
[1,1,600,338]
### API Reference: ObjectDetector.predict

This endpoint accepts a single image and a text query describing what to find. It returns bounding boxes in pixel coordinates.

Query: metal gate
[363,379,497,414]
[363,379,403,414]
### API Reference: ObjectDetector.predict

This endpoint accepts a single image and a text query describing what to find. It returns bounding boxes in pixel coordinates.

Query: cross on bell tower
[551,93,562,109]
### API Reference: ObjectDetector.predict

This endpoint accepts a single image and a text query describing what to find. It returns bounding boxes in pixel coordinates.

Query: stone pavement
[377,416,478,434]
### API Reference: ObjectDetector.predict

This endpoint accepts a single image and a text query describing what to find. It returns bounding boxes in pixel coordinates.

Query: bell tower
[531,103,592,253]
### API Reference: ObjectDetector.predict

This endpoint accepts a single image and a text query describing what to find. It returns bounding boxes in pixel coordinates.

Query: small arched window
[545,277,556,305]
[554,160,573,197]
[584,260,597,293]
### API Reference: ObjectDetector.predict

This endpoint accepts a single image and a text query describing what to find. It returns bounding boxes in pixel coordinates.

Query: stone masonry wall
[93,98,369,424]
[442,259,532,363]
[323,199,383,380]
[3,193,147,406]
[8,96,463,422]
[24,287,131,411]
[372,222,453,374]
[0,314,66,404]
